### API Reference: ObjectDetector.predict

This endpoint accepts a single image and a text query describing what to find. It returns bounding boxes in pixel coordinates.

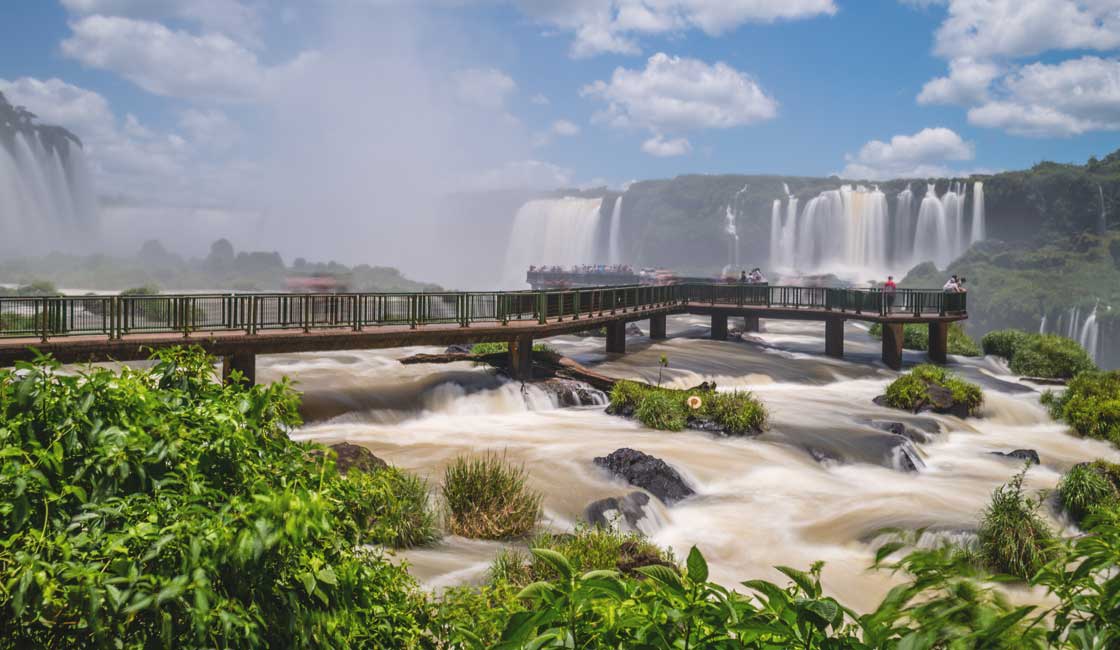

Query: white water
[1099,184,1108,236]
[1042,305,1102,364]
[0,130,98,253]
[503,197,604,286]
[607,196,624,264]
[278,317,1118,610]
[722,184,749,272]
[769,180,985,279]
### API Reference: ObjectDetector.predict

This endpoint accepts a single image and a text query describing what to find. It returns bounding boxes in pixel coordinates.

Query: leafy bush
[1043,370,1120,446]
[329,466,437,548]
[1058,461,1120,524]
[608,380,767,434]
[491,526,673,587]
[1010,334,1097,379]
[470,341,556,355]
[982,328,1032,359]
[869,322,981,356]
[442,453,542,539]
[0,347,434,649]
[884,364,984,415]
[977,471,1056,579]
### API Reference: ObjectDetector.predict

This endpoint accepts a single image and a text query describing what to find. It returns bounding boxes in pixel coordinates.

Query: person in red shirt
[884,275,897,311]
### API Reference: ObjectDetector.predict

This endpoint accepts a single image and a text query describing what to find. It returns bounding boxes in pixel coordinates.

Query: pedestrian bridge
[0,284,966,382]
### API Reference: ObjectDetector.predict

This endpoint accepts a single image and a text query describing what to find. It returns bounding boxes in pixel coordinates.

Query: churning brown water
[268,316,1120,611]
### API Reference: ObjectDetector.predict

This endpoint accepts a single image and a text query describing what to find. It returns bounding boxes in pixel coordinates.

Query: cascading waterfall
[607,196,624,264]
[503,197,604,286]
[1044,305,1102,364]
[1,93,99,252]
[1099,184,1108,236]
[723,184,748,271]
[1080,307,1100,364]
[769,180,986,279]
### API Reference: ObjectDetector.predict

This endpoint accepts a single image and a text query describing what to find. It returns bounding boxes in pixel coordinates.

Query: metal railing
[0,284,963,341]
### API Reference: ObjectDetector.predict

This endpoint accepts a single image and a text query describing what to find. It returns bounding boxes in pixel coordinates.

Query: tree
[206,238,235,270]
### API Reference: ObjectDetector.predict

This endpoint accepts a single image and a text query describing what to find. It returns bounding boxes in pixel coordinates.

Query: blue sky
[2,1,1119,255]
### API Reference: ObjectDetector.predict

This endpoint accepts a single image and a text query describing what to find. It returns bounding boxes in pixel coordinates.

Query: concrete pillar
[825,317,844,359]
[509,335,533,380]
[606,321,626,354]
[222,351,256,386]
[743,316,760,333]
[711,313,728,341]
[649,314,667,340]
[881,322,905,371]
[928,321,949,364]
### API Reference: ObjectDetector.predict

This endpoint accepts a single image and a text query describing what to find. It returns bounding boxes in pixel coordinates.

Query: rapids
[275,316,1119,611]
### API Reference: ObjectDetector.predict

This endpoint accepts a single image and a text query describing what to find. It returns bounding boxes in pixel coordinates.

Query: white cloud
[967,56,1120,136]
[60,0,263,45]
[839,127,975,179]
[178,108,241,151]
[641,134,692,156]
[917,57,1002,105]
[582,52,776,155]
[511,0,836,58]
[550,119,581,136]
[932,0,1120,60]
[454,67,517,110]
[60,15,316,102]
[530,92,550,105]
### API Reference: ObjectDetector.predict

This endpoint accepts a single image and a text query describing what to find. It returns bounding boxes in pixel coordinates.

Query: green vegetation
[0,347,434,648]
[328,466,437,548]
[868,322,981,356]
[608,379,767,435]
[1042,370,1120,445]
[442,453,543,540]
[469,341,556,356]
[0,280,59,296]
[981,329,1097,378]
[1058,461,1120,524]
[977,471,1056,579]
[883,364,984,416]
[490,526,673,586]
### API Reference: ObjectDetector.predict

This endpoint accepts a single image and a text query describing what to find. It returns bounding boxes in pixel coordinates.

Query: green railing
[0,284,963,341]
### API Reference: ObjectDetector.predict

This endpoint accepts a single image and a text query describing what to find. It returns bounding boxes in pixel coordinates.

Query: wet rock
[584,491,652,533]
[990,449,1040,465]
[886,436,924,473]
[626,323,644,337]
[445,344,473,354]
[536,378,607,407]
[685,381,718,392]
[873,385,971,418]
[593,448,695,505]
[870,420,931,444]
[327,442,387,474]
[807,447,842,464]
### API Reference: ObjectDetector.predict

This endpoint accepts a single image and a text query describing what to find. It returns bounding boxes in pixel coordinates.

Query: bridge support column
[222,351,256,386]
[743,316,760,333]
[649,314,667,340]
[881,323,904,371]
[825,317,844,359]
[928,322,949,364]
[606,322,627,354]
[509,335,533,380]
[711,314,728,341]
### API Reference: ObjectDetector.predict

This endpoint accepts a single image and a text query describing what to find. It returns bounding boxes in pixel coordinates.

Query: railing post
[537,292,547,325]
[572,291,580,320]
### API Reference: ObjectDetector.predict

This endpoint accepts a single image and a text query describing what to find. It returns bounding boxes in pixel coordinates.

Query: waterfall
[914,183,971,269]
[1099,184,1108,236]
[1079,306,1100,364]
[769,199,782,266]
[1045,305,1102,364]
[971,181,985,244]
[503,197,604,286]
[773,185,890,276]
[0,120,98,253]
[893,185,914,267]
[607,196,623,264]
[1038,314,1047,334]
[724,204,740,269]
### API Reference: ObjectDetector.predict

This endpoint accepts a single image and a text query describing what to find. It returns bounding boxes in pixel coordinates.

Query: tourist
[740,270,748,283]
[957,277,967,292]
[942,275,959,292]
[884,275,897,310]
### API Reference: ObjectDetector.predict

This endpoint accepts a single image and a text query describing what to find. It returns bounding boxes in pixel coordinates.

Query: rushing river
[273,316,1120,611]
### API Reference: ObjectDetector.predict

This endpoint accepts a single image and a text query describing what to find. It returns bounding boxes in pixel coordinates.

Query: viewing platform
[0,284,966,381]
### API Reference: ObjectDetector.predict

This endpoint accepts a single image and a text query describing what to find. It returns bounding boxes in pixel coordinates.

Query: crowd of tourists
[528,264,636,275]
[737,268,768,284]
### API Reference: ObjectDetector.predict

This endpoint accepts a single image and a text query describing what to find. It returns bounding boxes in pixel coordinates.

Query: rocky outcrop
[873,386,972,418]
[990,449,1040,465]
[593,448,695,504]
[536,378,607,407]
[327,442,387,474]
[584,491,653,533]
[870,420,932,444]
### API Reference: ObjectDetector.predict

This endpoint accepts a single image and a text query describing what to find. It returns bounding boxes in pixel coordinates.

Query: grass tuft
[977,470,1056,579]
[608,379,767,434]
[442,453,542,540]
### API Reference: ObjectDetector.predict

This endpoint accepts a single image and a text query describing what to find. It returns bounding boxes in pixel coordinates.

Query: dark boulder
[584,491,653,532]
[990,449,1040,465]
[626,323,644,337]
[536,378,607,407]
[445,344,473,354]
[593,448,695,505]
[870,420,932,444]
[328,442,388,474]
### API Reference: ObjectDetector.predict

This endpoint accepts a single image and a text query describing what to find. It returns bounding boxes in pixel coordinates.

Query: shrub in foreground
[442,453,542,539]
[0,347,433,649]
[329,465,438,548]
[1059,460,1120,524]
[490,526,673,587]
[982,329,1096,379]
[883,364,984,416]
[608,379,767,434]
[470,341,556,356]
[1043,370,1120,446]
[977,471,1056,579]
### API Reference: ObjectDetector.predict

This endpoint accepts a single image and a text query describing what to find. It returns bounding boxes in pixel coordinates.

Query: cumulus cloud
[511,0,836,58]
[582,52,775,155]
[60,15,316,102]
[530,92,550,105]
[932,0,1120,60]
[641,134,692,157]
[61,0,264,45]
[453,67,517,110]
[967,56,1120,136]
[917,57,1001,105]
[839,127,975,179]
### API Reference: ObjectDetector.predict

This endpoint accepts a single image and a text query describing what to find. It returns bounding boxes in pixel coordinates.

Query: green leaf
[515,581,555,602]
[636,565,684,594]
[316,566,338,586]
[686,546,709,582]
[529,548,573,581]
[776,565,819,597]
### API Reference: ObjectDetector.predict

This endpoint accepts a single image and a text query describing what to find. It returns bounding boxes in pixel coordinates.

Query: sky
[2,0,1120,261]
